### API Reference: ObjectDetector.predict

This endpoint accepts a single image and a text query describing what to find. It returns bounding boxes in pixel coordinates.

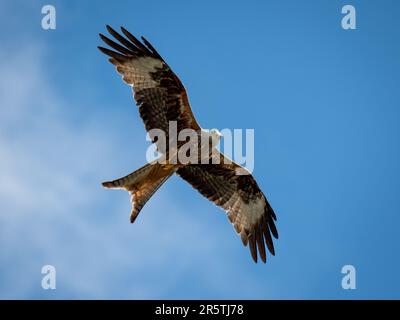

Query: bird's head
[210,128,222,146]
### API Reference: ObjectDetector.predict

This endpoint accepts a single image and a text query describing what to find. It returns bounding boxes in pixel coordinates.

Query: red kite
[98,26,278,263]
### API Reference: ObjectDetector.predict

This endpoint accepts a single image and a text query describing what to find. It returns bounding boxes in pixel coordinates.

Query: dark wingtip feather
[106,24,113,33]
[141,36,163,60]
[106,25,141,54]
[97,46,128,62]
[97,45,106,53]
[140,36,154,52]
[269,218,279,239]
[120,26,152,55]
[248,234,258,263]
[256,226,267,263]
[140,36,152,49]
[99,33,133,56]
[267,201,277,221]
[262,216,276,256]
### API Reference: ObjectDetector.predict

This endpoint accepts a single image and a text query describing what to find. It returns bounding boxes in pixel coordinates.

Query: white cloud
[0,42,233,299]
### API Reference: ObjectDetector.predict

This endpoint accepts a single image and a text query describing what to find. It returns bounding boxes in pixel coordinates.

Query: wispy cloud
[0,42,248,299]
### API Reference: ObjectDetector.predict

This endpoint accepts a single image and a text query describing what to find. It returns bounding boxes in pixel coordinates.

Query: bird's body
[98,26,278,263]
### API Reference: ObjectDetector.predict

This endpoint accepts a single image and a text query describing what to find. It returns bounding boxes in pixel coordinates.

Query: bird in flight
[98,26,278,263]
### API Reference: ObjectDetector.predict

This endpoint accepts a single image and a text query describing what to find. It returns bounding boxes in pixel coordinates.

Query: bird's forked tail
[102,162,175,223]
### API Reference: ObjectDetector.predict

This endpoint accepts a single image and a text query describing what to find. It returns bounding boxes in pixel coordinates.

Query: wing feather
[176,154,278,263]
[98,26,201,154]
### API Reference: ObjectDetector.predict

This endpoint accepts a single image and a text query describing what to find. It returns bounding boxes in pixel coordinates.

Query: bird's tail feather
[102,162,175,223]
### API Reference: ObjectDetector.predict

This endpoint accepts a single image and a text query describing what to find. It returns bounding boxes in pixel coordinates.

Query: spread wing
[98,26,200,154]
[176,154,278,263]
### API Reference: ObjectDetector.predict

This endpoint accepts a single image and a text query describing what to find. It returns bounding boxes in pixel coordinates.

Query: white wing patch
[225,193,266,234]
[112,57,164,90]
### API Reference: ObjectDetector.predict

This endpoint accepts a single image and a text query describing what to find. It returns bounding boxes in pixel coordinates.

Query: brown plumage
[99,26,278,263]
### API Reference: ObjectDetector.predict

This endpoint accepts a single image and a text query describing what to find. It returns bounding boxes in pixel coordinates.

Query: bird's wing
[176,154,278,263]
[98,26,201,154]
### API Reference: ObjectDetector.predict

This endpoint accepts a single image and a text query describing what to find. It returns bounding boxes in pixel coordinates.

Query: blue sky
[1,0,400,299]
